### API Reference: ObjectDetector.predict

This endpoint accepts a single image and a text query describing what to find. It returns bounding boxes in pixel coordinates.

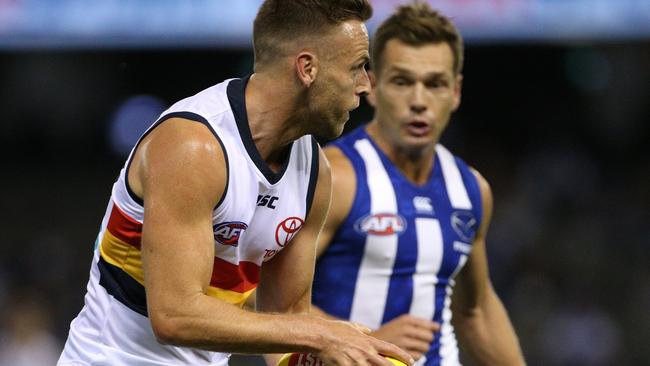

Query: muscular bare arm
[134,122,411,365]
[451,170,526,365]
[257,148,333,316]
[312,146,440,361]
[258,148,330,366]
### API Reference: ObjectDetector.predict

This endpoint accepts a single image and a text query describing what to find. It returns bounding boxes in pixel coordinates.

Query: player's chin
[323,121,347,140]
[324,112,350,138]
[401,133,436,150]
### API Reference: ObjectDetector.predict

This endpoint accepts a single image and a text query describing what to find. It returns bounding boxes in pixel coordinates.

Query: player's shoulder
[324,125,368,167]
[319,145,357,229]
[149,117,222,150]
[131,117,227,208]
[322,143,357,216]
[323,144,355,183]
[467,166,491,196]
[438,144,491,193]
[138,117,227,184]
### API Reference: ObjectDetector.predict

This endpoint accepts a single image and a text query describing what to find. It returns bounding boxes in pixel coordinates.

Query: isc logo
[213,221,248,247]
[257,194,279,209]
[354,213,406,236]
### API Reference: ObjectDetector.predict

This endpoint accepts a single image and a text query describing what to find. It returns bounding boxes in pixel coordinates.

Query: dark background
[0,42,648,365]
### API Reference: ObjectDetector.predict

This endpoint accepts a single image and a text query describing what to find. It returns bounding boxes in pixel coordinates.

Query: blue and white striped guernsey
[313,126,483,366]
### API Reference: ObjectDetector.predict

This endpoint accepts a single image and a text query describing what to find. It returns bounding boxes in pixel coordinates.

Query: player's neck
[245,73,306,171]
[366,122,436,186]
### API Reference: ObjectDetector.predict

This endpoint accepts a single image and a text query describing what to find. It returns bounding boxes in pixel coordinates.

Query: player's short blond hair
[372,2,464,75]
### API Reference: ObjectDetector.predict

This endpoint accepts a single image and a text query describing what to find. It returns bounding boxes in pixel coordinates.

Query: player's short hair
[372,2,464,75]
[253,0,373,68]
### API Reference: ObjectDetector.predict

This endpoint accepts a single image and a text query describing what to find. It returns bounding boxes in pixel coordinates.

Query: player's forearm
[149,292,328,355]
[257,286,326,364]
[256,283,312,315]
[454,292,525,366]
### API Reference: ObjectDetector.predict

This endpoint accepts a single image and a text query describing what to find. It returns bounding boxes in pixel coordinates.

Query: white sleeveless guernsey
[58,77,320,366]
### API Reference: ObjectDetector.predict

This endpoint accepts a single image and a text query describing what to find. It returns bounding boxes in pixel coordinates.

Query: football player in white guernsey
[311,3,526,366]
[58,1,413,366]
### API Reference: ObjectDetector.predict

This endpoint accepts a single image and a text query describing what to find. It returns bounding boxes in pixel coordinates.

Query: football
[276,353,407,366]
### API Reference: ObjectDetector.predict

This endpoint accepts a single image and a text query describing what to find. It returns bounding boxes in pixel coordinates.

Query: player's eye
[391,76,411,86]
[426,78,449,89]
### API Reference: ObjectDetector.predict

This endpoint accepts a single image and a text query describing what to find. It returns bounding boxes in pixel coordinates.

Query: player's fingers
[325,353,352,366]
[365,352,394,366]
[342,350,369,366]
[410,352,424,361]
[401,338,432,354]
[406,317,440,333]
[405,327,435,343]
[354,358,371,366]
[335,358,353,366]
[350,322,372,334]
[421,321,440,332]
[372,339,414,366]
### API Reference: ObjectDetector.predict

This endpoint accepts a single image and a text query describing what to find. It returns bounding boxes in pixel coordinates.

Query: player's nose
[356,67,371,97]
[410,83,427,113]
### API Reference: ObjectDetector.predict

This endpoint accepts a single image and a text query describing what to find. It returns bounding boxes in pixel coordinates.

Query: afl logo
[275,217,304,247]
[213,221,248,247]
[354,213,406,236]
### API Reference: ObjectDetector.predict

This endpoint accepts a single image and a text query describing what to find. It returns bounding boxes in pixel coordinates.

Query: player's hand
[316,319,414,366]
[370,315,440,361]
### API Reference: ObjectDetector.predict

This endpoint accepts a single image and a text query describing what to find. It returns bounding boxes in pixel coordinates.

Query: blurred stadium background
[0,1,648,365]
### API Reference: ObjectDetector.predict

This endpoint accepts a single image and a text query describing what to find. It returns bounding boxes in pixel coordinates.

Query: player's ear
[295,51,318,88]
[365,70,377,107]
[452,74,463,111]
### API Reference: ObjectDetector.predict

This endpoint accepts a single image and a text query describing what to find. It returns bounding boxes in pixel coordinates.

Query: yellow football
[276,353,407,366]
[385,356,408,365]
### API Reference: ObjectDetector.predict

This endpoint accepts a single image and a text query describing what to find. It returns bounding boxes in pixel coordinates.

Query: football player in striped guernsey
[312,3,526,366]
[58,1,413,366]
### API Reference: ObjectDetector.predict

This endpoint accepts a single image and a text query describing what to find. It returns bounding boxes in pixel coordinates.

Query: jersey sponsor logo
[413,196,434,214]
[263,249,279,261]
[354,213,406,236]
[257,194,279,209]
[213,221,248,247]
[451,211,477,242]
[275,217,304,247]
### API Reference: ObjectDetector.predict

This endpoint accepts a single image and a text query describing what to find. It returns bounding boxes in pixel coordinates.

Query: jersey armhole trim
[468,167,484,231]
[454,157,484,235]
[124,111,230,210]
[305,136,320,220]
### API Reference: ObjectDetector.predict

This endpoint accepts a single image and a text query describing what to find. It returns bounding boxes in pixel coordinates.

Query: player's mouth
[405,120,431,137]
